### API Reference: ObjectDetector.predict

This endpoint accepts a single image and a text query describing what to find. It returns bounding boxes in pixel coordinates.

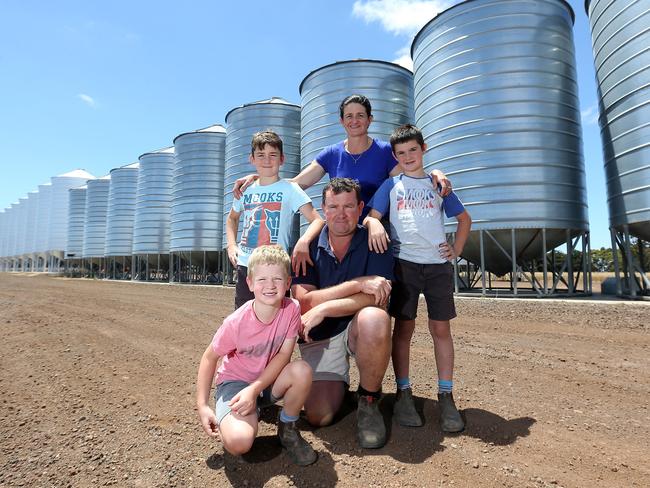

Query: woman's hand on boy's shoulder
[233,174,259,199]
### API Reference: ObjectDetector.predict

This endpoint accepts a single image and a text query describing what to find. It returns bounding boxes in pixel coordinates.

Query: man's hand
[197,404,220,439]
[300,304,326,343]
[228,385,259,417]
[233,174,259,199]
[227,245,239,267]
[292,238,314,277]
[358,275,392,307]
[367,218,390,253]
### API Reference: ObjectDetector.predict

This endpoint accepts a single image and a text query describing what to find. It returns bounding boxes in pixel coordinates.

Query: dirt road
[0,274,648,487]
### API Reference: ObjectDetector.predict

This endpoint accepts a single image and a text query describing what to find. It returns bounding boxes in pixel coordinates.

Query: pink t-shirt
[211,297,301,384]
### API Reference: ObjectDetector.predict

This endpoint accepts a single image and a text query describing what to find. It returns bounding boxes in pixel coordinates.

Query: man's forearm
[316,292,379,318]
[299,279,363,310]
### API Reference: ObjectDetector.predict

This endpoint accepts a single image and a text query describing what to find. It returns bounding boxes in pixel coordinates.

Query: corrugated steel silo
[16,197,28,264]
[105,163,139,257]
[299,60,414,228]
[412,0,588,278]
[49,170,95,262]
[8,203,19,267]
[133,147,175,279]
[66,186,88,259]
[224,98,302,246]
[34,182,52,269]
[171,125,226,281]
[24,192,39,269]
[82,176,111,259]
[585,0,650,241]
[0,210,7,271]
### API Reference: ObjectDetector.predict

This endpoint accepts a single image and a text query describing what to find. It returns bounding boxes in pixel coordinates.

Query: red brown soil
[1,273,648,487]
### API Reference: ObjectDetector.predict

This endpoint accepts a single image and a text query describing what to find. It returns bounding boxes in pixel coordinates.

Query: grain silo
[34,182,52,272]
[133,147,175,281]
[0,210,7,272]
[15,197,28,271]
[23,191,39,271]
[224,97,302,283]
[65,185,89,277]
[586,0,650,297]
[412,0,589,296]
[7,203,19,271]
[299,59,414,228]
[105,163,139,279]
[82,176,111,278]
[171,125,226,283]
[48,170,95,272]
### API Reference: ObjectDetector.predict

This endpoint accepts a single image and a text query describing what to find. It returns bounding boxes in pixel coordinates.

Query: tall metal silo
[171,124,226,283]
[23,191,39,271]
[133,147,175,281]
[48,169,95,272]
[7,203,19,270]
[65,185,89,277]
[224,97,302,251]
[0,210,7,271]
[105,163,139,279]
[586,0,650,297]
[299,60,414,227]
[15,197,28,271]
[412,0,589,296]
[34,182,52,271]
[82,175,111,277]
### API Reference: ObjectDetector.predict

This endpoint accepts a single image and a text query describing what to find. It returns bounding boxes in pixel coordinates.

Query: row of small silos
[0,170,93,271]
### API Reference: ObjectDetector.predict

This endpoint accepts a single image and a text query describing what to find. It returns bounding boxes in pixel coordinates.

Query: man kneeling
[292,178,394,449]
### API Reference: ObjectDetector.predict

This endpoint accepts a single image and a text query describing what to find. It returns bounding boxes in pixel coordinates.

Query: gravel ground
[0,273,648,487]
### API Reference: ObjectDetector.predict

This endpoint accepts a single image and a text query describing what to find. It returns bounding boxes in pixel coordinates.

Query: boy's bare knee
[222,436,254,456]
[288,360,313,382]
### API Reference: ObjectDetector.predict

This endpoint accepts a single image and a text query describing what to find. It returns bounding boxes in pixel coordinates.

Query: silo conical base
[452,228,592,298]
[170,251,226,284]
[609,227,650,299]
[132,254,170,282]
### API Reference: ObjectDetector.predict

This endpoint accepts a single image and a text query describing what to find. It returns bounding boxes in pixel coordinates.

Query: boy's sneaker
[277,420,317,466]
[438,392,465,433]
[393,388,423,427]
[357,395,386,448]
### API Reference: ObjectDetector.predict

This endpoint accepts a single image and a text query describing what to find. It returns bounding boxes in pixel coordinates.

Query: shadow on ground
[308,393,536,463]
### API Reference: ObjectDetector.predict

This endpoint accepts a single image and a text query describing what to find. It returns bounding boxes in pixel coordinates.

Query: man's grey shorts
[214,380,278,424]
[299,324,353,384]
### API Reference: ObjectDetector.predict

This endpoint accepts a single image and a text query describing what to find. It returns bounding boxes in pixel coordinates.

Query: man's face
[323,190,363,237]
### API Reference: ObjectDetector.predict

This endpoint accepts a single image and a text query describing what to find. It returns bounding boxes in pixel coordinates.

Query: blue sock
[438,379,453,394]
[396,377,411,390]
[279,409,299,423]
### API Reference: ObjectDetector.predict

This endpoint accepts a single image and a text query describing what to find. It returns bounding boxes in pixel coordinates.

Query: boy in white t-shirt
[226,130,324,309]
[365,124,472,433]
[195,245,317,465]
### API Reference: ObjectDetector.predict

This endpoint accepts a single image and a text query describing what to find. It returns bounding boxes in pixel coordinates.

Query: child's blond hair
[247,245,291,278]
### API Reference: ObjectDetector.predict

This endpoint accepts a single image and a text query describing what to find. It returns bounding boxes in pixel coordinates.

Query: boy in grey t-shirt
[365,124,472,433]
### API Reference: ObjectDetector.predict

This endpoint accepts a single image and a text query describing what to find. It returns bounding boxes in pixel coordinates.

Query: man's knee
[304,408,335,427]
[356,307,391,342]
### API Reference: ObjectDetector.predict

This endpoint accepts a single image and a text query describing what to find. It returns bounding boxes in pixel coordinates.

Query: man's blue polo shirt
[293,224,394,342]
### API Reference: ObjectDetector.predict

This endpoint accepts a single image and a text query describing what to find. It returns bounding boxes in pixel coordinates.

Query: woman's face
[340,102,372,138]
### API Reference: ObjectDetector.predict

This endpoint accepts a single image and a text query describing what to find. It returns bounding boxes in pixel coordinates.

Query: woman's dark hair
[339,94,372,119]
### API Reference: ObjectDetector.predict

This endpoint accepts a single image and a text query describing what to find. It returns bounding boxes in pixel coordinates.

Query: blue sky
[0,0,610,248]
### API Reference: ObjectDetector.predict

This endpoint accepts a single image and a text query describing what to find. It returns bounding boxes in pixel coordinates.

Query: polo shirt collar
[317,224,367,258]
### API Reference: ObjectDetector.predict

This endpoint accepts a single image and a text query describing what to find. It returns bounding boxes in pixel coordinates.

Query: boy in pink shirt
[196,245,317,466]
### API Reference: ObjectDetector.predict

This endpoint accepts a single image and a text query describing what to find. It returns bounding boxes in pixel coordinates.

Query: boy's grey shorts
[299,325,353,384]
[214,380,279,424]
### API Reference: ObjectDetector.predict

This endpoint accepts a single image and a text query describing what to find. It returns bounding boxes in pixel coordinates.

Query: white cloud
[78,93,97,108]
[352,0,451,37]
[392,45,414,70]
[581,104,599,126]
